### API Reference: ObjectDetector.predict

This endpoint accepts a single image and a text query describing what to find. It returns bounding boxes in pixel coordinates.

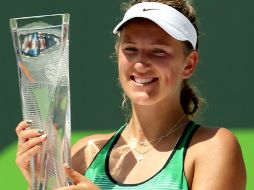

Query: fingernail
[37,129,44,134]
[64,163,70,168]
[37,142,43,146]
[40,134,47,139]
[26,120,33,125]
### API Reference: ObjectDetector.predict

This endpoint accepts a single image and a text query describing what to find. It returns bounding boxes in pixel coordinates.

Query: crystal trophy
[10,14,71,190]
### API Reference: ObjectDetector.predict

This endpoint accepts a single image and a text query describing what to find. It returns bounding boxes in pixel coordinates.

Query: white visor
[113,2,197,49]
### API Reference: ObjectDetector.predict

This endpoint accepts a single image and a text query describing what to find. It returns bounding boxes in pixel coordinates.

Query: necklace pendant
[136,154,144,162]
[139,142,148,147]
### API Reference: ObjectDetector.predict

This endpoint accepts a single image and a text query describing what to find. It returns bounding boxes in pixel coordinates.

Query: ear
[182,51,198,79]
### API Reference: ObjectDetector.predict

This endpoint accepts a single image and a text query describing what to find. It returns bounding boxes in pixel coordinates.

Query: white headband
[113,2,197,49]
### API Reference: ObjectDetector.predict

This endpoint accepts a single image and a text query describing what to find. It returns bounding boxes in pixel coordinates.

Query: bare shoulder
[190,126,244,158]
[71,132,115,174]
[187,126,246,190]
[191,126,240,149]
[71,132,115,155]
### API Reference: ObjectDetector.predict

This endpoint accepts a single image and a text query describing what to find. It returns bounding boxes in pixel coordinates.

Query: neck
[129,99,187,142]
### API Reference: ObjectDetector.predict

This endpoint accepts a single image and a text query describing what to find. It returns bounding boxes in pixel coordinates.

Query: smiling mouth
[130,76,158,85]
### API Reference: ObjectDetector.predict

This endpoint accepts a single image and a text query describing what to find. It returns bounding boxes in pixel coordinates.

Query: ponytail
[180,80,202,116]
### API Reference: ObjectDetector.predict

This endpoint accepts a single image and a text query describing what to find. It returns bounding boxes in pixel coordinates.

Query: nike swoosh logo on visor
[143,8,160,11]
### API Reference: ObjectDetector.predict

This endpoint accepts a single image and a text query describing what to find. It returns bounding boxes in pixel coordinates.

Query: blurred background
[0,0,253,189]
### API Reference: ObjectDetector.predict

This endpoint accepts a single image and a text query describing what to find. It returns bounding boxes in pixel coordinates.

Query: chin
[129,92,158,106]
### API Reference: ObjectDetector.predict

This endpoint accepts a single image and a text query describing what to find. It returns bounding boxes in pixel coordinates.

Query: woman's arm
[191,127,246,190]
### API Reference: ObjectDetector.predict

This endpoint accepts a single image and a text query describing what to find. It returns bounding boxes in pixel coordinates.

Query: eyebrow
[120,35,173,46]
[121,40,173,47]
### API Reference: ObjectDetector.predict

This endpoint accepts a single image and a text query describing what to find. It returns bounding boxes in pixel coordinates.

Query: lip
[130,75,158,85]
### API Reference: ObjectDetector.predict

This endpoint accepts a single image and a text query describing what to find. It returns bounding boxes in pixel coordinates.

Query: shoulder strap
[84,123,127,176]
[175,121,200,151]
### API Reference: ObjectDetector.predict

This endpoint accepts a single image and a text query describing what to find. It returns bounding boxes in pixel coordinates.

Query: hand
[15,120,47,188]
[54,164,100,190]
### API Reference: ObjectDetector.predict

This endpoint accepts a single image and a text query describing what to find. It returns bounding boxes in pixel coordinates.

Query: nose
[133,62,151,73]
[133,52,151,73]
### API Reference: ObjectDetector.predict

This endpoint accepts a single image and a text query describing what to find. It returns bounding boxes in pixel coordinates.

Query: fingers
[53,165,100,190]
[16,120,46,149]
[16,142,43,169]
[62,164,100,190]
[16,120,32,135]
[18,128,45,146]
[64,163,85,184]
[54,184,89,190]
[19,128,44,140]
[17,134,47,156]
[53,165,88,190]
[16,120,47,170]
[16,120,39,145]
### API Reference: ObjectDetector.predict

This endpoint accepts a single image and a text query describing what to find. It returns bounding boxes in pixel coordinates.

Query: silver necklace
[127,114,188,162]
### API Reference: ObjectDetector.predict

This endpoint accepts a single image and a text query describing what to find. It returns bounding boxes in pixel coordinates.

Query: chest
[109,148,174,183]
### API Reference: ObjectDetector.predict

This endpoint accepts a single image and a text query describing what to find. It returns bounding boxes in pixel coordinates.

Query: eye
[123,47,138,54]
[152,49,167,56]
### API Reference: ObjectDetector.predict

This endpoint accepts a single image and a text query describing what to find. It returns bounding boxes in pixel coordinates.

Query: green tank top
[84,121,199,190]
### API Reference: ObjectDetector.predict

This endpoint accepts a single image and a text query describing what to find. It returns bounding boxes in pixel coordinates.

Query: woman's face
[118,19,197,106]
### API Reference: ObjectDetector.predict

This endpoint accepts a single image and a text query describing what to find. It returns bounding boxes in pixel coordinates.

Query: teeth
[134,77,154,84]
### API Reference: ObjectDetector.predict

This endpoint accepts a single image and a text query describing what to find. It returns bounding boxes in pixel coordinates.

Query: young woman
[15,0,246,189]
